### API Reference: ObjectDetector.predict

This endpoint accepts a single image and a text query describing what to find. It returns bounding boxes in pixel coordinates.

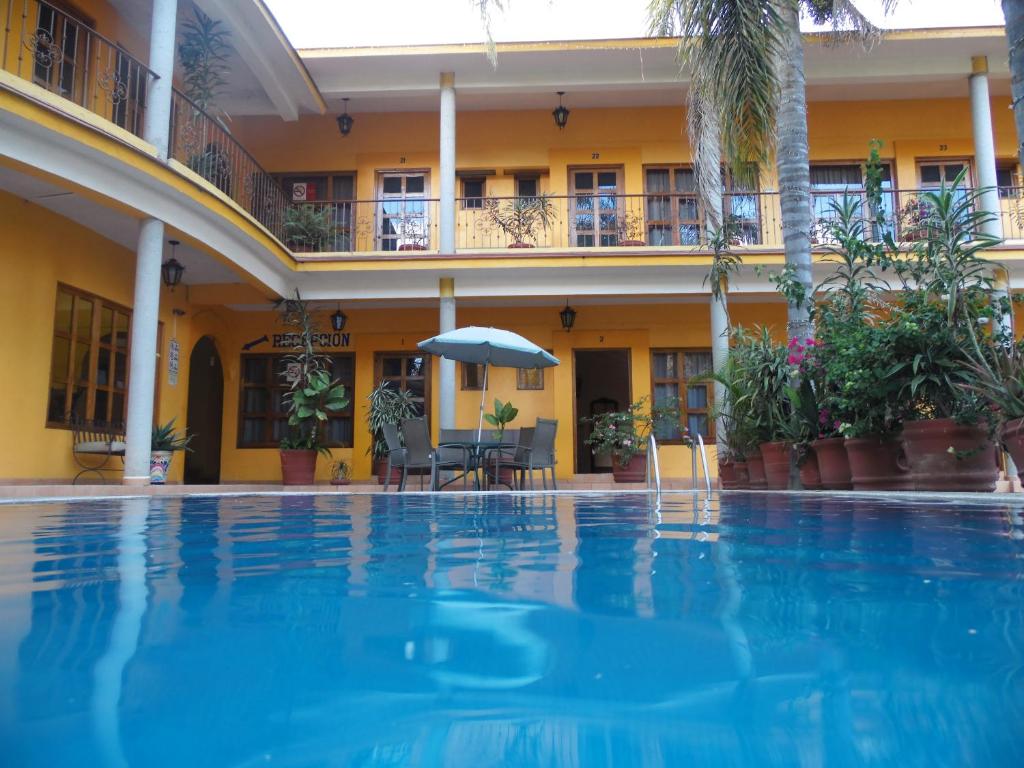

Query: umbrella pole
[477,362,489,441]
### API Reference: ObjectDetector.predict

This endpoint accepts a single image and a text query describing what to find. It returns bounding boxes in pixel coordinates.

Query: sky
[264,0,1006,50]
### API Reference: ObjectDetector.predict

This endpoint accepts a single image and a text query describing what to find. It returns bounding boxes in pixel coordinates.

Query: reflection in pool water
[0,493,1022,766]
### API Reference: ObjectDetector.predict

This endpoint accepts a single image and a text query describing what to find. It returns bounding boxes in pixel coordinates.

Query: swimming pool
[0,492,1022,766]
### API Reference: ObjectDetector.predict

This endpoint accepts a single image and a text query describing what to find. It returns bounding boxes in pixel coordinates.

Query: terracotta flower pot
[746,451,767,489]
[1002,417,1024,481]
[811,437,852,490]
[719,458,749,490]
[374,458,403,486]
[760,441,791,490]
[798,449,823,491]
[618,239,645,247]
[612,453,647,483]
[901,418,998,492]
[844,436,912,491]
[508,242,535,248]
[280,449,317,485]
[398,243,427,251]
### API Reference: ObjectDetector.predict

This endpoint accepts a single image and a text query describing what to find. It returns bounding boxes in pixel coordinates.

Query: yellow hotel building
[0,0,1020,486]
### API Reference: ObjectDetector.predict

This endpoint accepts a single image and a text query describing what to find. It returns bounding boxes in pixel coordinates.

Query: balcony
[283,189,1024,257]
[2,0,157,136]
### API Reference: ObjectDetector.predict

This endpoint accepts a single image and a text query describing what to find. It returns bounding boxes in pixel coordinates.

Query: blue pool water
[0,492,1022,767]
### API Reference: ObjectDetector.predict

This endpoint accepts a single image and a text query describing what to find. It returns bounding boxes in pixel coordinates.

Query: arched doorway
[184,336,224,485]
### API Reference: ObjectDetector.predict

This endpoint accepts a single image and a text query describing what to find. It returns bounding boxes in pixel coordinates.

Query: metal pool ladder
[647,434,662,500]
[691,433,713,495]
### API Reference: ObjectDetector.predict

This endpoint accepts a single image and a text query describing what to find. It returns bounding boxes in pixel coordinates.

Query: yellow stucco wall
[0,190,191,483]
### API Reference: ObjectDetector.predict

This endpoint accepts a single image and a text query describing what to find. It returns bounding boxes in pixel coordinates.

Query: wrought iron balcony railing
[283,188,1024,255]
[169,89,289,239]
[2,0,157,136]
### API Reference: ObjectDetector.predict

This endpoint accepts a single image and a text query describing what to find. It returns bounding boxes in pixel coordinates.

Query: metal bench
[70,414,126,484]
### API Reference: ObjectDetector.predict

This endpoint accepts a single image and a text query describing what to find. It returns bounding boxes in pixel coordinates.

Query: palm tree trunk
[1004,0,1024,172]
[774,0,813,342]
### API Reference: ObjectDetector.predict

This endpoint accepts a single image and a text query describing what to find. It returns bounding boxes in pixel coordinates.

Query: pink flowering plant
[582,397,686,468]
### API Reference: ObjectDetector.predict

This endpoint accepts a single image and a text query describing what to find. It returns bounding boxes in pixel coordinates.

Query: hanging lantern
[330,306,348,331]
[552,91,570,130]
[161,240,184,290]
[559,301,576,332]
[337,98,354,137]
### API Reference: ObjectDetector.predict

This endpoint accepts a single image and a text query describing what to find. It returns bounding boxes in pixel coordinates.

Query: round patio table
[441,440,517,490]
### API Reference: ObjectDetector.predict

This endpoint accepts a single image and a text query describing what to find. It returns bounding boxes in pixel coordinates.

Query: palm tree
[1003,1,1024,173]
[648,0,896,341]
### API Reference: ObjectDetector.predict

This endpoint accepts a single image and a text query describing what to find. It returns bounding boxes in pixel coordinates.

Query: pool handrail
[647,433,662,501]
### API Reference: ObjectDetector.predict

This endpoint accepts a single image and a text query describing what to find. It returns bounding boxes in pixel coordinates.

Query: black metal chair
[399,417,472,491]
[381,422,407,492]
[483,427,534,489]
[490,418,557,490]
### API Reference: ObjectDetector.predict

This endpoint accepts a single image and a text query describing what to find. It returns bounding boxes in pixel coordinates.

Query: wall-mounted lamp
[330,305,348,331]
[552,91,570,130]
[161,240,184,290]
[559,300,576,332]
[337,98,354,137]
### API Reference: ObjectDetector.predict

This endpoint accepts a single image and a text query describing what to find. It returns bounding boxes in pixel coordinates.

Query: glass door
[571,169,622,247]
[378,173,429,251]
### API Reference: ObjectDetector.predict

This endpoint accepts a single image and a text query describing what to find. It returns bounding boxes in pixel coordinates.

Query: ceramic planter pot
[280,449,317,485]
[760,441,791,490]
[811,437,852,490]
[618,239,645,247]
[149,450,173,485]
[798,449,823,491]
[374,459,403,486]
[746,450,767,489]
[844,436,913,491]
[719,459,749,490]
[612,453,647,483]
[508,242,535,248]
[1002,417,1024,481]
[398,243,427,251]
[901,418,998,492]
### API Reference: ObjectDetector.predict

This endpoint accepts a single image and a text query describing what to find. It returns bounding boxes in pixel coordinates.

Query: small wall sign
[168,338,180,386]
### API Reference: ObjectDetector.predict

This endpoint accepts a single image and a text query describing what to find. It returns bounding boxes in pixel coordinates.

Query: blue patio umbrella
[418,326,560,438]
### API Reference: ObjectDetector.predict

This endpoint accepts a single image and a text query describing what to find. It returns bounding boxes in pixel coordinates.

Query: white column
[439,72,456,254]
[142,0,178,159]
[439,277,456,430]
[123,0,177,483]
[970,56,1003,239]
[123,219,165,484]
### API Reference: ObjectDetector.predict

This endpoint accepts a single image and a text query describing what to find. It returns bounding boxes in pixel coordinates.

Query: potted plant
[277,293,350,485]
[615,211,646,247]
[329,460,351,486]
[396,213,430,251]
[881,174,1002,492]
[582,397,681,483]
[734,327,792,490]
[483,194,555,248]
[483,399,519,485]
[964,341,1024,481]
[366,380,418,484]
[150,419,193,484]
[484,399,518,439]
[284,204,337,251]
[703,347,757,489]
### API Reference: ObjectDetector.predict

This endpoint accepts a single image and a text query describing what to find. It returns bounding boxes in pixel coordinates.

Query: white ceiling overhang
[301,28,1011,113]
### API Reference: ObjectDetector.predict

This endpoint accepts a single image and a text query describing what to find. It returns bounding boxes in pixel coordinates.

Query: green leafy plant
[330,460,351,482]
[483,398,518,439]
[277,292,350,455]
[284,205,337,251]
[365,380,418,461]
[702,350,758,461]
[582,397,683,468]
[484,195,555,245]
[615,211,647,243]
[151,419,193,452]
[178,7,231,114]
[703,215,744,304]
